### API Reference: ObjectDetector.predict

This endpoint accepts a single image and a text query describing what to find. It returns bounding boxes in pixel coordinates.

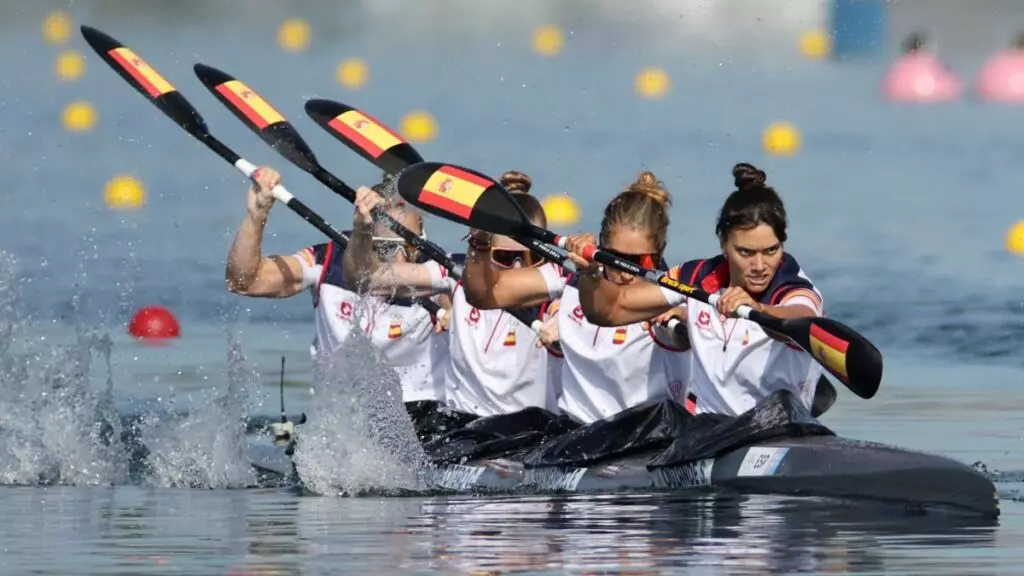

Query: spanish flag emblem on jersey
[387,321,403,340]
[328,110,403,158]
[503,329,517,346]
[108,47,175,99]
[215,79,286,130]
[612,327,627,345]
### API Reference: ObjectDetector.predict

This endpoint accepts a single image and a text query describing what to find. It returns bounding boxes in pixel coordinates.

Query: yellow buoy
[634,67,670,99]
[335,58,369,89]
[277,18,311,53]
[104,175,146,210]
[42,10,72,45]
[62,101,97,132]
[762,122,801,156]
[1006,220,1024,255]
[799,29,831,60]
[400,111,438,143]
[532,25,564,58]
[55,50,86,81]
[541,193,581,227]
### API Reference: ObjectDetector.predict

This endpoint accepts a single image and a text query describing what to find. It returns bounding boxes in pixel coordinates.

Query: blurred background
[1,0,1023,402]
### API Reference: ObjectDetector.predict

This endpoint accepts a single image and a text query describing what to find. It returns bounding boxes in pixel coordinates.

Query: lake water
[2,2,1024,574]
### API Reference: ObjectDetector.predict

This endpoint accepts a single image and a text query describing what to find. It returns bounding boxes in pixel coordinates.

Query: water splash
[292,334,426,495]
[138,331,259,489]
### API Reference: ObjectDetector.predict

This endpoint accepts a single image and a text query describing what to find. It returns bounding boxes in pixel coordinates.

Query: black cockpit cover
[421,390,833,468]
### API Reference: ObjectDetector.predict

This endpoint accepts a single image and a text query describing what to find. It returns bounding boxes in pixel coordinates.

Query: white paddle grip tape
[666,318,681,331]
[271,184,294,203]
[530,319,544,333]
[706,293,754,319]
[235,158,257,177]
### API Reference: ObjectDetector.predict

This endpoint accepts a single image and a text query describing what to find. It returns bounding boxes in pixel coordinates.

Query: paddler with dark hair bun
[224,165,452,409]
[344,170,563,419]
[572,163,826,416]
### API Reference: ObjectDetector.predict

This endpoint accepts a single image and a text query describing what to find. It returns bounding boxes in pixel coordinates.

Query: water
[2,1,1024,573]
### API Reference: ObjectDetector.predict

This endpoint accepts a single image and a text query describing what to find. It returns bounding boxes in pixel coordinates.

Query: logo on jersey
[612,327,627,345]
[503,328,516,346]
[570,305,585,325]
[337,301,353,321]
[387,319,403,339]
[696,309,713,336]
[466,307,480,327]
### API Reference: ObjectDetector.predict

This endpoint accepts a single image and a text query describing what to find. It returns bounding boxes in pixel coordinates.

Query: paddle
[395,162,883,400]
[302,98,574,272]
[76,27,447,319]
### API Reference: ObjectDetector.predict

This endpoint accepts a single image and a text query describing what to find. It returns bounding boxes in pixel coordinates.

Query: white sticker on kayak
[737,447,789,477]
[433,464,485,490]
[653,458,714,488]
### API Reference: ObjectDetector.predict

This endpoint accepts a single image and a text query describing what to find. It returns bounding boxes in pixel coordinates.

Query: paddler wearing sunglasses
[344,171,563,418]
[461,171,691,424]
[572,163,825,416]
[225,167,451,405]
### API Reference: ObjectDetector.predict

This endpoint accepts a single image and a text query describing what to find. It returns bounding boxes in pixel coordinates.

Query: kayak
[247,423,999,518]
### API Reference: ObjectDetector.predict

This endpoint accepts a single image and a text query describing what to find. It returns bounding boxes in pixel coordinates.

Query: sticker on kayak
[428,464,485,490]
[653,458,714,489]
[528,467,588,491]
[737,447,790,477]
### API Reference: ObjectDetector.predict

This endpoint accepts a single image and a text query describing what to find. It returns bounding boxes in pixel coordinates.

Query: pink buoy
[882,32,962,103]
[976,34,1024,103]
[128,306,181,342]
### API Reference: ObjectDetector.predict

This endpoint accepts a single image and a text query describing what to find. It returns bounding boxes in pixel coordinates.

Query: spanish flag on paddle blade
[328,110,402,158]
[107,47,175,99]
[418,166,490,220]
[808,323,850,384]
[214,80,285,130]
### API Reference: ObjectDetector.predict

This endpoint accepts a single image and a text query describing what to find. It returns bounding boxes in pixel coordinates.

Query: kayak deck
[249,434,999,517]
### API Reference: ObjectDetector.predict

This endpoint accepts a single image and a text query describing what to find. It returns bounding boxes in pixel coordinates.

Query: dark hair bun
[732,163,767,191]
[500,170,532,194]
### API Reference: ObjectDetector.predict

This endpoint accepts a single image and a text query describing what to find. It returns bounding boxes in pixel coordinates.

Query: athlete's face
[722,223,783,295]
[371,205,422,263]
[601,225,660,285]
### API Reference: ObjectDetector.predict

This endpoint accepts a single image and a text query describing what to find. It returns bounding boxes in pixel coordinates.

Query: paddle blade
[784,316,882,400]
[193,63,319,174]
[395,162,530,235]
[305,99,423,174]
[810,376,837,418]
[80,25,208,138]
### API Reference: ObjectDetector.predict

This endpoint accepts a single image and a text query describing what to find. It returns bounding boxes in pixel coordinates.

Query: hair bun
[626,170,672,207]
[500,170,532,194]
[732,163,767,191]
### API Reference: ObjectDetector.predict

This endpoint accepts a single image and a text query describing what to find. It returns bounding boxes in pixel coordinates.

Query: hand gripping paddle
[395,162,883,400]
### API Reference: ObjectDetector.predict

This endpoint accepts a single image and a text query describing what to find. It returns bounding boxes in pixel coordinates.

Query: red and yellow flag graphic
[419,166,490,220]
[328,110,402,158]
[612,327,627,345]
[808,324,849,383]
[388,321,403,340]
[503,329,516,346]
[215,80,285,129]
[108,47,175,99]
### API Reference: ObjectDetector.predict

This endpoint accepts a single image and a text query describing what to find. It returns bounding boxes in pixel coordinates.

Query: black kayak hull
[248,434,999,517]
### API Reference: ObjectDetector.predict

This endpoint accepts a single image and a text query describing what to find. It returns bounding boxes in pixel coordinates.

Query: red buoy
[128,306,181,341]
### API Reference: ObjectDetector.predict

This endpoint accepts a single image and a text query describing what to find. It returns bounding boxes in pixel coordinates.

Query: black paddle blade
[305,99,423,174]
[80,25,208,138]
[782,316,882,400]
[193,63,320,174]
[810,376,838,418]
[395,162,529,235]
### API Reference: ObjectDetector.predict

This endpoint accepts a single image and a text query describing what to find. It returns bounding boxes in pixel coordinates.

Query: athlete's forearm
[225,213,267,292]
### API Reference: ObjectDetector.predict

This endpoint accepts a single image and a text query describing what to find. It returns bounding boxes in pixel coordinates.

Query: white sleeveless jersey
[660,254,824,416]
[544,278,692,424]
[425,258,563,417]
[294,242,449,403]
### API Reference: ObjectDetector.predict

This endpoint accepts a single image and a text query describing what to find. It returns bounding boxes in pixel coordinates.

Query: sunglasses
[598,247,660,270]
[490,247,543,269]
[372,236,419,260]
